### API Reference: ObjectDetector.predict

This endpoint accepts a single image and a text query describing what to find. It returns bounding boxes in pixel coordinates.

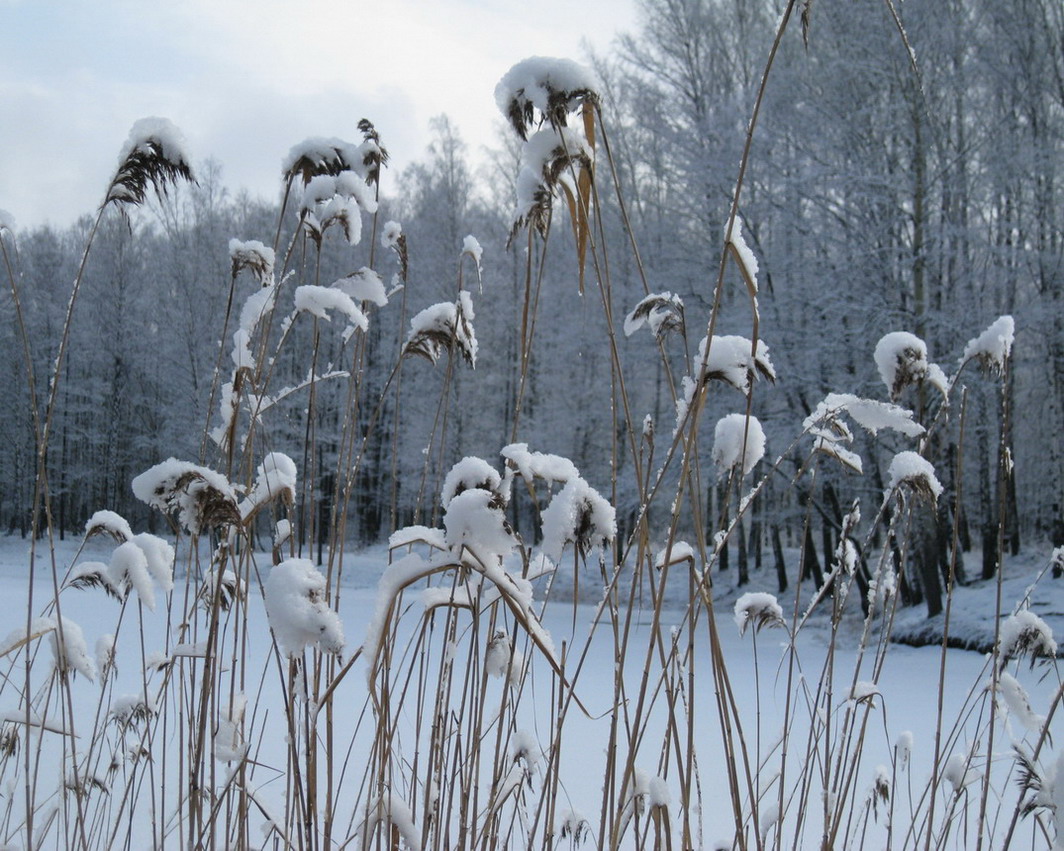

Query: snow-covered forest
[4,0,1061,572]
[2,0,1064,848]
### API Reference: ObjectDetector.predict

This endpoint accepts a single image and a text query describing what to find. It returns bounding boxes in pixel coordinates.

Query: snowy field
[3,534,1061,848]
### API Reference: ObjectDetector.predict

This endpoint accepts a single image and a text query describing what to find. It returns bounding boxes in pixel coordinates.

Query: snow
[116,117,190,172]
[440,456,503,510]
[108,539,157,611]
[513,125,594,225]
[727,219,759,292]
[494,57,601,127]
[443,488,516,563]
[214,694,248,763]
[462,234,483,279]
[623,292,684,338]
[813,436,864,474]
[84,509,132,542]
[228,238,275,283]
[500,443,580,485]
[241,451,298,519]
[999,608,1057,661]
[50,615,96,681]
[697,334,776,395]
[0,208,15,232]
[4,534,1064,847]
[539,477,616,563]
[332,267,388,307]
[362,793,421,851]
[131,533,175,593]
[282,137,362,183]
[961,314,1014,374]
[237,278,279,343]
[874,331,928,400]
[805,392,924,438]
[734,591,784,635]
[486,631,525,687]
[943,751,980,790]
[131,458,239,534]
[380,220,402,249]
[293,284,368,330]
[389,525,447,552]
[998,670,1045,733]
[263,558,344,658]
[647,774,671,808]
[404,295,478,366]
[887,451,943,501]
[712,413,765,477]
[655,540,694,569]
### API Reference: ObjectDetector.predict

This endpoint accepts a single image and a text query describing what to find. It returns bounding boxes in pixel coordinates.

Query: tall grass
[1,7,1061,850]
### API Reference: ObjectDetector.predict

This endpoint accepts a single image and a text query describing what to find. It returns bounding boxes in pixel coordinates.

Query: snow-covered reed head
[229,238,275,285]
[356,118,389,187]
[961,315,1014,377]
[624,292,685,340]
[404,293,478,367]
[132,459,241,535]
[495,57,601,140]
[874,332,928,402]
[105,117,194,209]
[283,138,360,186]
[734,592,784,636]
[886,451,943,505]
[441,457,507,512]
[510,125,594,242]
[998,609,1058,667]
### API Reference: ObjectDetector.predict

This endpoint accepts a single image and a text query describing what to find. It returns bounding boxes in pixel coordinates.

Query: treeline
[1,0,1061,610]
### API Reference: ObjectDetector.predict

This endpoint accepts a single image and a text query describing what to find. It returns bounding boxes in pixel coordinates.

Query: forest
[2,0,1061,607]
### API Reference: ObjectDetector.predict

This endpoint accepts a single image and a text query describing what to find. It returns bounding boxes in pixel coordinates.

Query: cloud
[0,0,636,227]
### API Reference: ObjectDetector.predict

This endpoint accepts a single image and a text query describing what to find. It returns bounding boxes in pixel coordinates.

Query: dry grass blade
[801,0,814,48]
[64,566,122,602]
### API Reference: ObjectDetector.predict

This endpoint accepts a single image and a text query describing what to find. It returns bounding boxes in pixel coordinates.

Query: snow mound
[712,414,765,478]
[264,559,344,657]
[961,315,1014,375]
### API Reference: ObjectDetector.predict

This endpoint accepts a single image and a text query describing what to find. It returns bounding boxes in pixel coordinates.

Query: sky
[0,0,638,229]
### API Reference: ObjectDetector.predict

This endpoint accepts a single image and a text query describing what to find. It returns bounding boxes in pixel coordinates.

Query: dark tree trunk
[772,524,787,594]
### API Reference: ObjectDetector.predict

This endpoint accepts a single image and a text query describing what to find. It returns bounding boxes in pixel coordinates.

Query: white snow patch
[539,477,616,563]
[961,315,1014,374]
[734,592,784,636]
[264,559,344,657]
[887,452,943,500]
[712,413,765,478]
[874,331,928,399]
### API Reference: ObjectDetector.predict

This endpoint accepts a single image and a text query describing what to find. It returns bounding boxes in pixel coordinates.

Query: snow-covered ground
[2,534,1061,848]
